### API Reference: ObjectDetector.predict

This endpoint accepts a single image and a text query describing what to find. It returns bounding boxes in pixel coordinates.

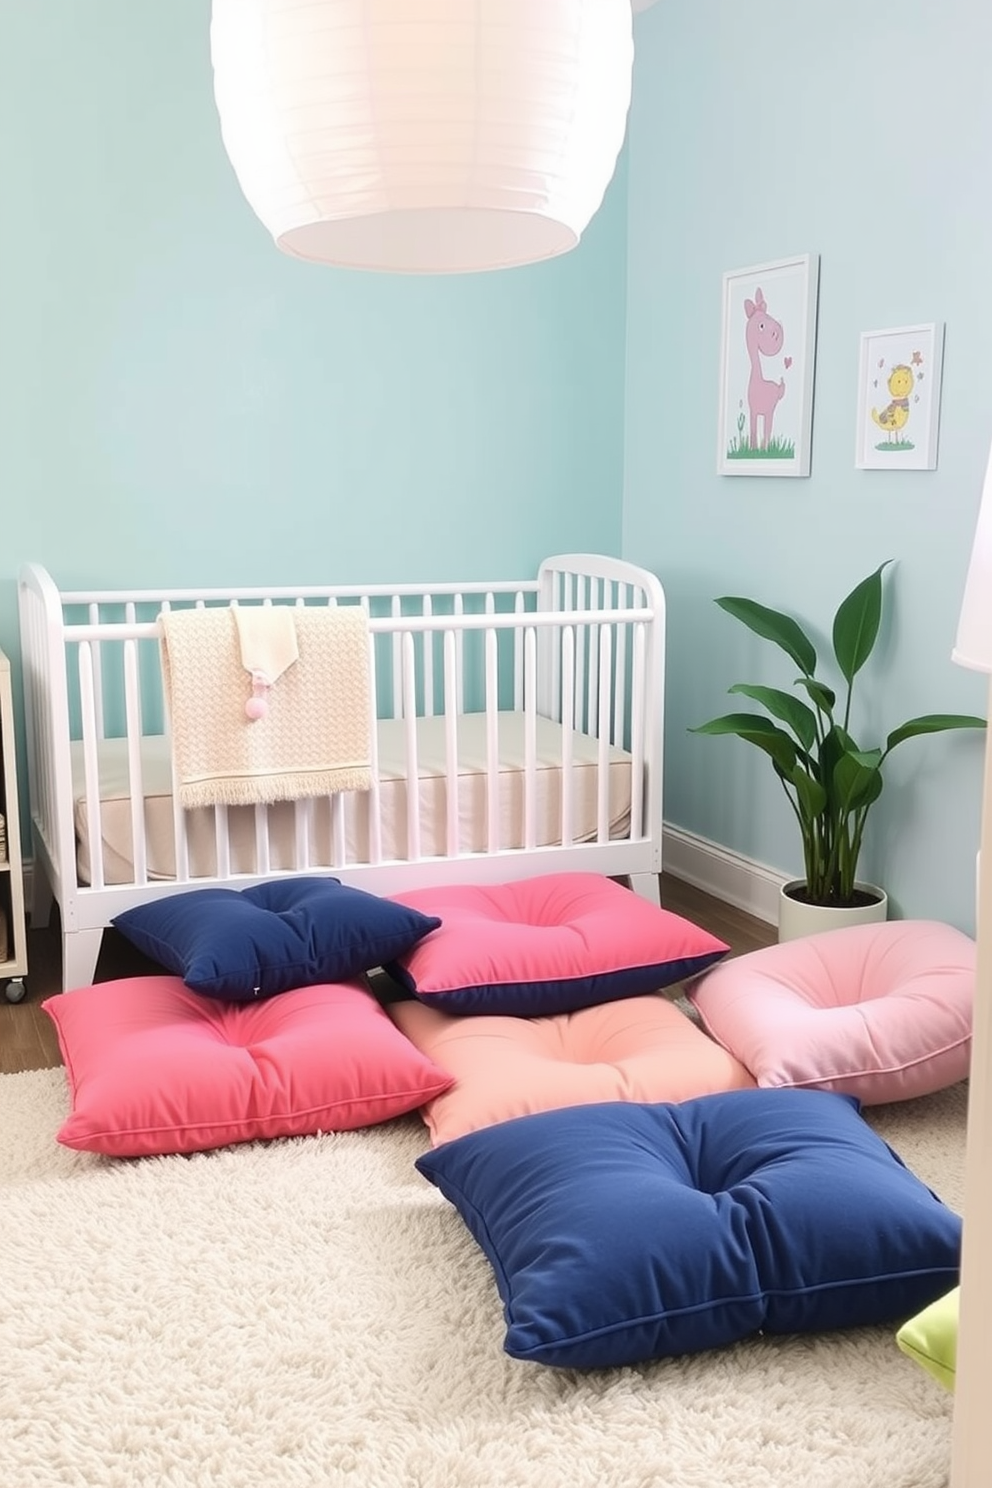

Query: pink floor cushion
[384,873,730,1017]
[389,995,755,1145]
[44,975,454,1158]
[688,919,975,1104]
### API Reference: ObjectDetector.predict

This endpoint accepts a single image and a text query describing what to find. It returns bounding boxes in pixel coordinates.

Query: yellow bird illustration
[871,364,914,436]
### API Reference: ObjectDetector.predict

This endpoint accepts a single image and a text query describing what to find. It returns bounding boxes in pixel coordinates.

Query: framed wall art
[717,253,819,477]
[855,322,944,471]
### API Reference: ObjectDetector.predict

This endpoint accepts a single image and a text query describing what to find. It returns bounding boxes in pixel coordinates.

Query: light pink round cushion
[389,994,756,1145]
[687,919,975,1104]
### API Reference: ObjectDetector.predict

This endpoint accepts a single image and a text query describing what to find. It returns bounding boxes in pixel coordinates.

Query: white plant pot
[777,880,889,943]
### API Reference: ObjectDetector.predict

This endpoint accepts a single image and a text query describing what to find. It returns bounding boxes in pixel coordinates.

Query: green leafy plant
[691,562,986,908]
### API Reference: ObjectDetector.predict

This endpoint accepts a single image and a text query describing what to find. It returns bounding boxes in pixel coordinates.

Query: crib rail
[18,556,665,992]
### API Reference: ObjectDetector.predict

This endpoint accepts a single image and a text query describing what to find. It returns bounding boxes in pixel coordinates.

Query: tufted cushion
[416,1088,962,1369]
[384,873,729,1016]
[111,876,441,1002]
[389,994,755,1145]
[687,919,975,1104]
[44,975,454,1157]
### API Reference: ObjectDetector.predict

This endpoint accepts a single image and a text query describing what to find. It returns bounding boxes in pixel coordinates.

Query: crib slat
[215,805,232,880]
[402,632,421,860]
[629,622,647,838]
[87,604,105,743]
[212,608,237,878]
[165,599,198,885]
[560,625,575,848]
[254,804,270,877]
[613,585,628,747]
[323,791,340,866]
[484,628,499,852]
[292,798,312,871]
[365,621,383,865]
[585,579,601,740]
[391,595,403,720]
[484,591,496,724]
[597,624,613,843]
[574,575,587,733]
[537,568,559,721]
[454,593,464,712]
[523,626,538,852]
[513,591,525,711]
[122,638,148,885]
[422,594,434,716]
[443,632,460,859]
[77,643,105,892]
[171,800,191,884]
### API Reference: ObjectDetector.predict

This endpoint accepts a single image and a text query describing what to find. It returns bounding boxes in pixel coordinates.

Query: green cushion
[896,1285,959,1391]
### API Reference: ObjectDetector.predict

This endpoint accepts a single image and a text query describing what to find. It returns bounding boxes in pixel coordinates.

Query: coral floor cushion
[385,872,730,1016]
[389,994,755,1145]
[688,919,975,1103]
[43,976,454,1157]
[416,1088,962,1369]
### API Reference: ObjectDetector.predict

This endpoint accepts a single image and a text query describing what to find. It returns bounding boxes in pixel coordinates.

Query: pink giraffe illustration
[744,287,785,450]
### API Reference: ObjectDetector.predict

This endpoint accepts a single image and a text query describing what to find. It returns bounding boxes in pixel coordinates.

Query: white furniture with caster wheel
[0,649,27,1004]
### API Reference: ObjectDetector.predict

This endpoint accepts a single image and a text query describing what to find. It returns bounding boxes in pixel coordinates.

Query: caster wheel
[4,978,26,1005]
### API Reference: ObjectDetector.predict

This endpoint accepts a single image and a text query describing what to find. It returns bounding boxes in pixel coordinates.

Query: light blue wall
[623,0,990,932]
[0,2,628,656]
[3,2,987,932]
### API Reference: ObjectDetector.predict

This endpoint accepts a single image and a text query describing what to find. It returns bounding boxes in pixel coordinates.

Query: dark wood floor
[0,873,776,1075]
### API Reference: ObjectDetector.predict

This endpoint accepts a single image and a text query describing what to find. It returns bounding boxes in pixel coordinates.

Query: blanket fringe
[178,766,373,811]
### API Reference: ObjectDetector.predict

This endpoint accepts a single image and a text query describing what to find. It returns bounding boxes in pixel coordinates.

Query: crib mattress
[72,713,633,885]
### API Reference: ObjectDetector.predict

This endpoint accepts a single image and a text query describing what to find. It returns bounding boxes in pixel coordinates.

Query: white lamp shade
[210,0,634,274]
[954,441,992,674]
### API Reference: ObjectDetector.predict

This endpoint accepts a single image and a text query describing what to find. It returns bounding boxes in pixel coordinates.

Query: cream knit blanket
[158,604,373,809]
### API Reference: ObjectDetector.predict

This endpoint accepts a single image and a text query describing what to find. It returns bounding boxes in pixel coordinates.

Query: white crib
[17,554,666,992]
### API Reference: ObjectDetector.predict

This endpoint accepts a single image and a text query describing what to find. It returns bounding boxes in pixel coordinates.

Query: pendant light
[210,0,641,274]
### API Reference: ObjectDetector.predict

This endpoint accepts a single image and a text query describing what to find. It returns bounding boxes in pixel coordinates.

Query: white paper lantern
[210,0,635,273]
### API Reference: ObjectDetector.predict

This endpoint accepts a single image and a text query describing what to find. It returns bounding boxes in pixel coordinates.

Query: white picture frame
[717,253,819,477]
[855,322,945,471]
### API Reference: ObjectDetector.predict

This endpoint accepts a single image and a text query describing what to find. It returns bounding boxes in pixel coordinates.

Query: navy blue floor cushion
[415,1088,961,1370]
[113,877,440,1001]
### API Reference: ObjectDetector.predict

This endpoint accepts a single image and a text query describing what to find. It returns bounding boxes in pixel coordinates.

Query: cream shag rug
[0,1069,964,1488]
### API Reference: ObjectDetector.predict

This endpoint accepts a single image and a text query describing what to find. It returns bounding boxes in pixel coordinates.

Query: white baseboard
[662,823,787,927]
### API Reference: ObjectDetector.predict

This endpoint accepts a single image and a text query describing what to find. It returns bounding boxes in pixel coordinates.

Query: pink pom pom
[245,696,268,721]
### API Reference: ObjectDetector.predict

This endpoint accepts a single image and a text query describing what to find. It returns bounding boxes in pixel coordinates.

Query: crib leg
[29,867,54,930]
[628,872,662,907]
[62,930,104,994]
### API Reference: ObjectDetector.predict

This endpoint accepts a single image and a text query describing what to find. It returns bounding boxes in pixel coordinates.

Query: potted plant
[691,562,986,939]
